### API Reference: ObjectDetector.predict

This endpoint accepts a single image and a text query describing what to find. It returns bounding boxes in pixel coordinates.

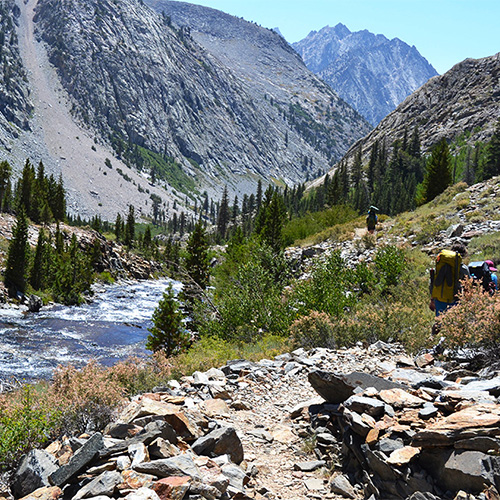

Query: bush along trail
[3,178,500,500]
[6,341,500,500]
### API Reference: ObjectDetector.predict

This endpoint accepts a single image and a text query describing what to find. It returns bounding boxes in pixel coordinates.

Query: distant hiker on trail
[366,206,379,234]
[429,242,470,317]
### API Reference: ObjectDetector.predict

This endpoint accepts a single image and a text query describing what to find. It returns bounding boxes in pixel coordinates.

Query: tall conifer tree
[4,208,29,295]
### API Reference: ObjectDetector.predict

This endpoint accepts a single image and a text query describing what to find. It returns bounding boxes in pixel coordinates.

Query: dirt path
[200,349,389,499]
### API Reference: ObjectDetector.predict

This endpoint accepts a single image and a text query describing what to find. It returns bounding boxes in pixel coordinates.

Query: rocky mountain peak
[331,22,350,38]
[293,25,437,125]
[335,52,500,172]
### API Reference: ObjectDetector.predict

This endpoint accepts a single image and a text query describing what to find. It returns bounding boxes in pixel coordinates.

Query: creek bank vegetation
[1,157,500,498]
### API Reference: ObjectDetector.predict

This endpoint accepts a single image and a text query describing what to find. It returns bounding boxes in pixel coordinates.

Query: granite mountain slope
[325,52,500,178]
[141,1,371,168]
[0,0,370,219]
[30,0,370,206]
[293,24,438,125]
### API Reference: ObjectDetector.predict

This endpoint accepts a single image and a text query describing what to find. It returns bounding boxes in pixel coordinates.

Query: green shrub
[292,251,356,318]
[209,256,293,341]
[0,386,57,470]
[374,245,406,290]
[290,311,336,349]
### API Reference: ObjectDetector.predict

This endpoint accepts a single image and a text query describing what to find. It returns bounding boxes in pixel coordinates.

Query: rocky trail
[7,341,500,500]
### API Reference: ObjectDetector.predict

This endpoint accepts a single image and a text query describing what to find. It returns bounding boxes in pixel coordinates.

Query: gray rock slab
[362,446,402,482]
[104,422,142,439]
[378,437,404,455]
[248,429,273,442]
[462,376,500,397]
[188,480,220,500]
[308,370,404,404]
[133,455,201,480]
[419,405,439,420]
[343,409,373,437]
[49,433,104,487]
[344,395,385,418]
[293,460,325,472]
[221,463,249,492]
[73,471,122,500]
[191,426,243,464]
[454,436,500,454]
[329,474,356,499]
[420,449,500,494]
[390,368,432,387]
[100,420,177,459]
[11,450,58,498]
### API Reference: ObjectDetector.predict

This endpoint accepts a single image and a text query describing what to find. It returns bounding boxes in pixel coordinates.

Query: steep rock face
[32,0,370,202]
[143,1,371,175]
[0,0,32,136]
[334,53,500,172]
[293,24,437,125]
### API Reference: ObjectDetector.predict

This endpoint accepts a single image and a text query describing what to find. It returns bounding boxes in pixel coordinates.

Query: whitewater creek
[0,279,178,384]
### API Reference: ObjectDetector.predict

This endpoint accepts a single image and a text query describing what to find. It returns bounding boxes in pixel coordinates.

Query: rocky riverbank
[5,342,500,500]
[0,215,162,303]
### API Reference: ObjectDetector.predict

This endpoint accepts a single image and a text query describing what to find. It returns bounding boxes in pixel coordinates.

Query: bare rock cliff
[293,24,438,125]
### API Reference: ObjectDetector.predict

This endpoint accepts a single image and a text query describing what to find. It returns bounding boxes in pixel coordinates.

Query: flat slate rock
[12,450,58,498]
[49,433,104,487]
[308,370,404,404]
[293,460,325,472]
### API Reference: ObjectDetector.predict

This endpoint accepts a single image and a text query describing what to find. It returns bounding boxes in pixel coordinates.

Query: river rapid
[0,278,179,384]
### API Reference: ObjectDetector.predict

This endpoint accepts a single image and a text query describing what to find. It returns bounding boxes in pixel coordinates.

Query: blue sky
[187,0,499,74]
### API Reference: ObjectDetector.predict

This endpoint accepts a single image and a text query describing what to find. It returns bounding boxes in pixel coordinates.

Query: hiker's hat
[486,260,498,272]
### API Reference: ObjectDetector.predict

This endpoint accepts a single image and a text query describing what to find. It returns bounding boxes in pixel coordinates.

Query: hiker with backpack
[486,260,498,291]
[366,206,378,234]
[429,242,470,317]
[468,259,497,294]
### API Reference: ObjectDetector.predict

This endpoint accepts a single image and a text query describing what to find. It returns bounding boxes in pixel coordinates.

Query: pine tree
[124,205,135,247]
[143,225,152,249]
[146,285,190,356]
[255,190,287,252]
[483,120,500,180]
[30,229,46,290]
[256,180,263,211]
[216,186,230,241]
[4,208,30,296]
[115,213,123,241]
[184,219,210,291]
[0,160,11,212]
[421,138,452,204]
[16,159,35,215]
[408,126,421,159]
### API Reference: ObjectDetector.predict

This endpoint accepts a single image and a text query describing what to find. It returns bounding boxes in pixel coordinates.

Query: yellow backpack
[431,250,462,303]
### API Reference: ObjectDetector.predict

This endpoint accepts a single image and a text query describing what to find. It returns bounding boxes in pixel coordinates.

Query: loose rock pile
[6,342,500,500]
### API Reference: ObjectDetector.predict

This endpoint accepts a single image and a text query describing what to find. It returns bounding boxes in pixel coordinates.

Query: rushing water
[0,278,180,383]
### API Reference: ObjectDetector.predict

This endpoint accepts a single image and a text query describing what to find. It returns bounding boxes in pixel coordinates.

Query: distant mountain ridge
[293,24,438,125]
[326,53,500,177]
[29,0,371,216]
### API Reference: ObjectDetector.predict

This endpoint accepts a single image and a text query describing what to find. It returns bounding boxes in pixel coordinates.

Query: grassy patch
[468,232,500,263]
[137,146,197,195]
[282,205,358,246]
